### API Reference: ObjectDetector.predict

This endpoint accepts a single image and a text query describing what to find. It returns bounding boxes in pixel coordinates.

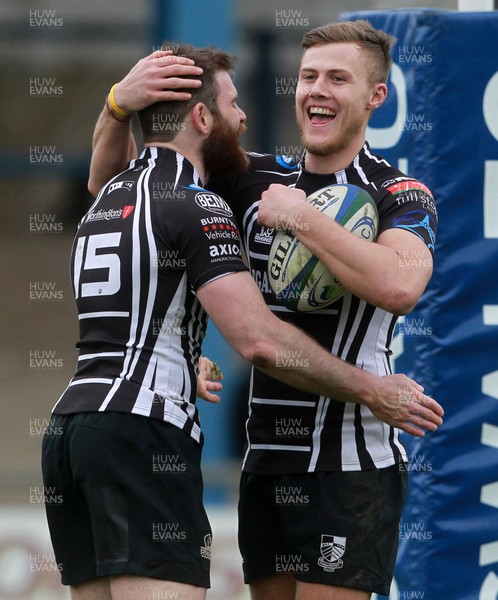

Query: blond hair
[302,20,396,84]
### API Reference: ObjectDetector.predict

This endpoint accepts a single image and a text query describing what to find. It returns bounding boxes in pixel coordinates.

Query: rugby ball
[267,184,378,311]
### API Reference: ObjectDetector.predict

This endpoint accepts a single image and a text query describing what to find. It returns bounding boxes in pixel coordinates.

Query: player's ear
[191,103,213,135]
[366,82,387,111]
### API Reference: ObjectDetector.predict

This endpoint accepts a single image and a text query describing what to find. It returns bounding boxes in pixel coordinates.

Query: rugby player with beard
[86,27,442,600]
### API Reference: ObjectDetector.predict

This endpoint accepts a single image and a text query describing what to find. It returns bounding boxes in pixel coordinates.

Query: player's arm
[88,105,137,197]
[88,50,203,196]
[196,270,443,437]
[258,184,433,315]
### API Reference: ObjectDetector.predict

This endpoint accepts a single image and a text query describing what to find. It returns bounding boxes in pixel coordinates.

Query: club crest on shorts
[318,535,346,572]
[200,533,212,560]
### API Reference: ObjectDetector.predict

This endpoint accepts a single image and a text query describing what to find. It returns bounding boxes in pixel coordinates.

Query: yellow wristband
[105,95,132,122]
[108,84,131,118]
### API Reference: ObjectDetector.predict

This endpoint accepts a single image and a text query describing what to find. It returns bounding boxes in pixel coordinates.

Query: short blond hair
[302,20,396,84]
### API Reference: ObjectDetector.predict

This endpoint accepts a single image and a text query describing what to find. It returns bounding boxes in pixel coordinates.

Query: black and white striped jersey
[211,143,437,473]
[53,147,247,443]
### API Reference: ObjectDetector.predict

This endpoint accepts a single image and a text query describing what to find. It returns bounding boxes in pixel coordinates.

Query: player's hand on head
[197,356,223,404]
[370,374,444,437]
[112,50,203,113]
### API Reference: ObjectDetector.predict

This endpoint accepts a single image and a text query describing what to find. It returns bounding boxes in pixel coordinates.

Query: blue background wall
[343,9,498,599]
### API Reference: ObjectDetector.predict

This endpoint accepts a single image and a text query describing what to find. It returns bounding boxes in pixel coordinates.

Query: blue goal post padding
[342,9,498,600]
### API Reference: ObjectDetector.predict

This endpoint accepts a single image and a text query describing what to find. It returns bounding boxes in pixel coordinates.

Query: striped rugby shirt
[53,147,247,443]
[211,143,437,473]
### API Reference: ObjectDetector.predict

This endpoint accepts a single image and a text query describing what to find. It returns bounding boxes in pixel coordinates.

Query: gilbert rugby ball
[267,184,378,311]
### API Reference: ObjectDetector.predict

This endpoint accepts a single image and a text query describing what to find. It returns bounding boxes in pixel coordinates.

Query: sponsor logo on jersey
[381,175,414,187]
[254,226,275,245]
[384,179,432,197]
[201,216,239,240]
[209,243,241,258]
[276,154,299,170]
[393,212,436,251]
[389,188,437,218]
[86,207,124,221]
[122,205,135,219]
[195,192,233,217]
[200,533,212,560]
[251,268,272,294]
[108,181,135,193]
[318,535,346,572]
[384,179,437,216]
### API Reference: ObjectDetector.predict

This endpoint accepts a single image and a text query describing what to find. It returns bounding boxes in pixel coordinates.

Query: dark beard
[201,115,249,180]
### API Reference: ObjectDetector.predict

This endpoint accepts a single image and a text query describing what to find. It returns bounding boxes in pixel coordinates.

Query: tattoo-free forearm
[88,106,137,196]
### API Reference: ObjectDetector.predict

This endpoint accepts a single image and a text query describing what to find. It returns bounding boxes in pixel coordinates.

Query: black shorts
[238,466,407,596]
[41,412,211,587]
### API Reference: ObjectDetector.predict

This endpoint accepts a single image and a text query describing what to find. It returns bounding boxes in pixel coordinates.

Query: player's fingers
[406,403,443,431]
[410,413,439,432]
[158,91,193,101]
[141,50,174,63]
[143,82,201,103]
[421,396,444,417]
[398,422,426,437]
[202,386,222,403]
[401,380,444,417]
[150,53,197,67]
[156,62,203,75]
[145,49,183,60]
[154,71,202,90]
[202,392,221,404]
[205,381,223,392]
[410,392,444,419]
